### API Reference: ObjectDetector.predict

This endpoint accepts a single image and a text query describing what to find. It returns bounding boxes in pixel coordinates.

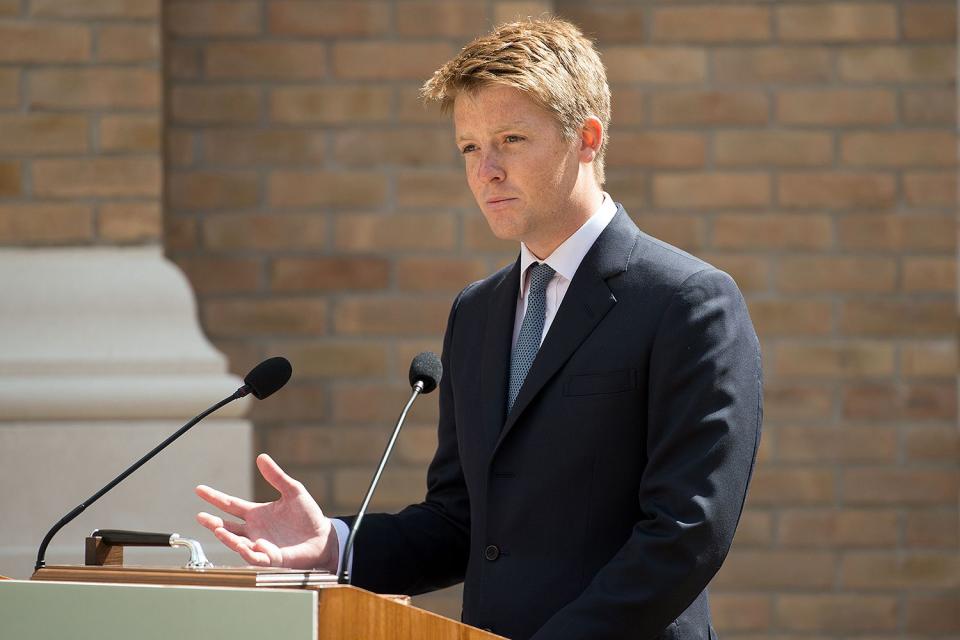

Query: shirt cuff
[330,518,353,576]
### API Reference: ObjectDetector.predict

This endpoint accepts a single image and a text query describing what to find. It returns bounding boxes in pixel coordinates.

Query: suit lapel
[494,207,640,453]
[480,258,520,451]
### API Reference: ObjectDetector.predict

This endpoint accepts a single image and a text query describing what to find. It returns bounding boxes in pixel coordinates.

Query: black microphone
[338,352,442,584]
[34,357,293,572]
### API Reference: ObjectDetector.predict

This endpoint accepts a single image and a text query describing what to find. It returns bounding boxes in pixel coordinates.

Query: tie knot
[529,262,555,296]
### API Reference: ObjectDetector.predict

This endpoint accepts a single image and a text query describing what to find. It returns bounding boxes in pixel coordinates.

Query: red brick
[396,171,475,208]
[903,257,955,293]
[841,552,959,589]
[0,203,92,244]
[779,509,899,548]
[395,425,439,465]
[30,69,159,110]
[776,595,897,632]
[206,43,327,80]
[632,214,706,252]
[0,161,19,196]
[715,131,832,167]
[249,382,326,422]
[905,511,959,549]
[269,171,387,209]
[34,158,160,198]
[713,214,832,250]
[902,89,955,124]
[606,132,706,168]
[171,86,261,125]
[837,214,954,251]
[168,171,258,210]
[605,173,649,211]
[839,300,954,336]
[604,47,706,84]
[333,466,427,511]
[464,215,518,254]
[334,297,451,336]
[710,594,772,632]
[777,89,896,125]
[0,114,87,154]
[333,129,454,167]
[906,595,960,633]
[778,172,896,209]
[714,47,832,84]
[97,25,158,62]
[397,257,489,292]
[271,257,390,292]
[167,1,260,36]
[654,173,771,209]
[763,383,834,421]
[0,22,90,62]
[163,215,196,251]
[903,3,957,40]
[779,257,896,293]
[100,114,160,152]
[493,2,552,25]
[166,130,195,168]
[697,254,770,292]
[774,342,895,378]
[204,298,328,337]
[0,68,17,108]
[843,382,956,421]
[778,426,897,463]
[204,130,325,167]
[203,213,327,251]
[167,44,201,79]
[650,91,768,125]
[277,342,389,378]
[270,1,389,36]
[652,6,770,42]
[98,202,161,243]
[332,384,439,425]
[901,340,957,377]
[904,427,960,462]
[610,88,645,125]
[842,132,955,168]
[263,424,385,466]
[843,469,960,506]
[839,46,955,82]
[0,0,17,15]
[712,551,835,589]
[749,468,836,506]
[397,0,484,37]
[270,86,392,124]
[778,4,897,42]
[904,172,955,207]
[30,0,157,18]
[396,86,448,124]
[333,42,452,80]
[172,255,261,294]
[748,300,832,337]
[731,511,773,547]
[553,2,645,42]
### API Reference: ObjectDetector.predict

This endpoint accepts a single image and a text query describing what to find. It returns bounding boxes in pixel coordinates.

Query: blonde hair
[420,17,611,185]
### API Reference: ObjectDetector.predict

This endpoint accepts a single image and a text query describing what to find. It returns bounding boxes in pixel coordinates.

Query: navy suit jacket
[347,206,763,639]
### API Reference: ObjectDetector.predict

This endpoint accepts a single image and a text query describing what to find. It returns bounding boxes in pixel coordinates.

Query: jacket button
[484,544,500,561]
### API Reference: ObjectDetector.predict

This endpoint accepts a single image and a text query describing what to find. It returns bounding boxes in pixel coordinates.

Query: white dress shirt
[332,193,619,576]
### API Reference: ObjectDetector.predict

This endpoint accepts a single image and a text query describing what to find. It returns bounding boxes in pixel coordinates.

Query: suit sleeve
[531,268,763,639]
[340,287,472,595]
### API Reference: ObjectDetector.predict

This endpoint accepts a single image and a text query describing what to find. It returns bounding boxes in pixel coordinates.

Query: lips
[486,197,517,205]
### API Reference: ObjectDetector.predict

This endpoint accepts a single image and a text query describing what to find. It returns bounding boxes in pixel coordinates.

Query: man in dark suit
[196,17,762,640]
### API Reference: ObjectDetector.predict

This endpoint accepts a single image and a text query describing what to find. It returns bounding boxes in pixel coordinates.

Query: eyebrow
[456,121,531,141]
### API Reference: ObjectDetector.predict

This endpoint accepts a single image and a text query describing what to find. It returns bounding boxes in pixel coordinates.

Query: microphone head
[409,352,442,394]
[244,356,292,400]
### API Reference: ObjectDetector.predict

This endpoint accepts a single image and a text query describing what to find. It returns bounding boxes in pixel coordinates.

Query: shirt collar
[518,192,618,299]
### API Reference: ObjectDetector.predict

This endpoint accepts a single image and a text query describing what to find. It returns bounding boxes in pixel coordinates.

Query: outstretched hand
[195,453,338,571]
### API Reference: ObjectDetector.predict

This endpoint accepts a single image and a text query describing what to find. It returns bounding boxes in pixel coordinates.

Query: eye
[460,143,477,154]
[504,135,524,143]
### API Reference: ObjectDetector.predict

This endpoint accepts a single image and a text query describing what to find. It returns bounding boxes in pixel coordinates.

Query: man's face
[453,85,583,258]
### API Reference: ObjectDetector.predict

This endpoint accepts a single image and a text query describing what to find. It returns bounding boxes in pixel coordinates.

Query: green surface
[0,580,316,640]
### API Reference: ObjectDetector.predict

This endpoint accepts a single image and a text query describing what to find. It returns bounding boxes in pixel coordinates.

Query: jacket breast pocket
[563,368,637,397]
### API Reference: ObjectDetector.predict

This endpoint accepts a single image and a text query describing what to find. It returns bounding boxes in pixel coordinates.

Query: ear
[577,116,603,164]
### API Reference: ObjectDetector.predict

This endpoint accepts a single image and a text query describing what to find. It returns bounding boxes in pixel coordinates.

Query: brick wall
[164,0,959,632]
[0,0,162,246]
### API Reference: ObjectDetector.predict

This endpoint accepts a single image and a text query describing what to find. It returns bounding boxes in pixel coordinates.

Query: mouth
[486,197,517,206]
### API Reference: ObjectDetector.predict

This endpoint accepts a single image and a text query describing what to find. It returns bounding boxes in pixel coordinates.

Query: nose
[476,150,505,184]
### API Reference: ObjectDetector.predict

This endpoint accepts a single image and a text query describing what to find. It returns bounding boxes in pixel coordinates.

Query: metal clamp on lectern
[86,529,214,569]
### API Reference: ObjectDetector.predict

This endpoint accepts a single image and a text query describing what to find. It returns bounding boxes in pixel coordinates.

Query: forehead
[453,84,559,135]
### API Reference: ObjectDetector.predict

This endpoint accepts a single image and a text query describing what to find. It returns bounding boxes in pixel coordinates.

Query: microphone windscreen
[244,356,292,400]
[409,351,442,394]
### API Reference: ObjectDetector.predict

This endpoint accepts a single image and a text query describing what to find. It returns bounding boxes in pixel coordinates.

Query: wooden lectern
[20,563,503,639]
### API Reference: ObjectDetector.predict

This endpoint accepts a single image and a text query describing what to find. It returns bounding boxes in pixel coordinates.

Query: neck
[526,184,604,260]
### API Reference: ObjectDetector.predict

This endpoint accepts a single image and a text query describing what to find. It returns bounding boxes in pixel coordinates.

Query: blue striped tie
[508,262,555,412]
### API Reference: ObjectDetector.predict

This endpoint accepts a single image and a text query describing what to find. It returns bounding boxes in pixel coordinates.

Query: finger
[197,512,246,537]
[256,453,303,498]
[213,528,271,567]
[195,484,257,519]
[252,538,283,566]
